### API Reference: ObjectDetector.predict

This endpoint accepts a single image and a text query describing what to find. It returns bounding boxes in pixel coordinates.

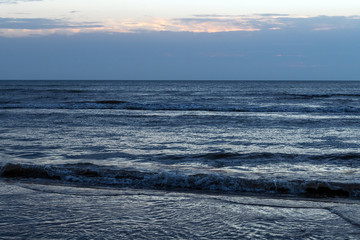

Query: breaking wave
[1,163,359,198]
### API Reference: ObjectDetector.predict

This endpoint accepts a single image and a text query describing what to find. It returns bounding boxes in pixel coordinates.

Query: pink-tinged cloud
[104,17,261,33]
[1,15,360,37]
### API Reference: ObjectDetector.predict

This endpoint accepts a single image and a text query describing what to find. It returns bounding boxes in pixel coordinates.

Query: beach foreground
[1,180,359,239]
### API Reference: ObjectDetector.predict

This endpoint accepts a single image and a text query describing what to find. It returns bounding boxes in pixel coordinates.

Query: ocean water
[1,80,360,238]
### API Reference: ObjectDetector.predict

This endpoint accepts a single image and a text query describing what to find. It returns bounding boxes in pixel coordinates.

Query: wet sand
[1,181,359,239]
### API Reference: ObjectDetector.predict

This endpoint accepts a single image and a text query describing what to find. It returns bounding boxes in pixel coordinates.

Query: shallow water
[1,181,360,239]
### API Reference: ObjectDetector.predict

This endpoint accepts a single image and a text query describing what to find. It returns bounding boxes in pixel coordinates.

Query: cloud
[193,14,247,18]
[278,15,360,31]
[254,13,290,17]
[170,17,260,32]
[1,14,360,37]
[145,15,360,33]
[0,0,41,4]
[0,17,102,29]
[0,17,104,36]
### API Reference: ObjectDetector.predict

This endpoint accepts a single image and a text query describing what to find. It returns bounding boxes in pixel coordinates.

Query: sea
[1,80,360,239]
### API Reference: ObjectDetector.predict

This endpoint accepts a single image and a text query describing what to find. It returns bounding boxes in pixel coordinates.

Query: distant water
[1,80,360,198]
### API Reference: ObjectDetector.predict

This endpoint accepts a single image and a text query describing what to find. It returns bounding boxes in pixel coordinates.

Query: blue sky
[1,0,360,80]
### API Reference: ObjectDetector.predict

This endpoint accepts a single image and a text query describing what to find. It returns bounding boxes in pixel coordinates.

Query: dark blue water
[1,80,360,197]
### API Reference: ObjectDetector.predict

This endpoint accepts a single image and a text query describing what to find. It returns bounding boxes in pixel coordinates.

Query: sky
[1,0,360,80]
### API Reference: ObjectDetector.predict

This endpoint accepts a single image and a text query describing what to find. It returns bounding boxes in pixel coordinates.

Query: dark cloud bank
[0,17,102,29]
[0,0,41,4]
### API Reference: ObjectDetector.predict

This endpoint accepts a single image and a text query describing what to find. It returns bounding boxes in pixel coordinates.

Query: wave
[311,153,360,161]
[160,152,298,167]
[1,100,359,113]
[1,163,359,198]
[60,151,360,167]
[281,93,360,99]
